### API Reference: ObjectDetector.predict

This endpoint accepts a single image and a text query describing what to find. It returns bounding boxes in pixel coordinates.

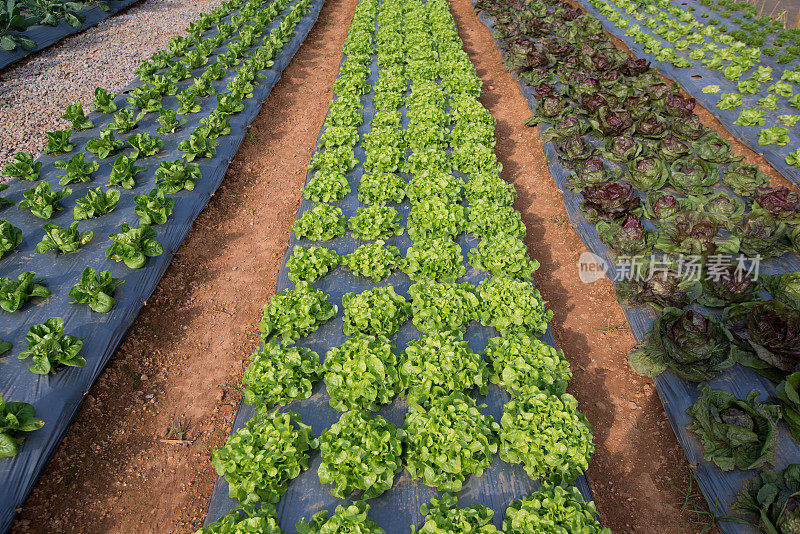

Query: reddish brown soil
[13,0,794,532]
[11,0,358,531]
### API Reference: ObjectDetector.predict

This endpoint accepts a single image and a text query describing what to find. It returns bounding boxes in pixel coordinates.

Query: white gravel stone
[0,0,226,178]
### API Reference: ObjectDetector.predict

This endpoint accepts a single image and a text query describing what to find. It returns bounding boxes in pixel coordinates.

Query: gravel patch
[0,0,226,176]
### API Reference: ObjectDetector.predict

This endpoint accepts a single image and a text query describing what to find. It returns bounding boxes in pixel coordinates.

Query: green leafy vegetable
[128,132,165,158]
[348,205,404,240]
[106,223,163,269]
[0,271,50,312]
[341,285,410,336]
[401,330,487,404]
[45,129,74,155]
[686,387,780,471]
[18,182,70,219]
[412,493,499,534]
[134,189,176,225]
[0,219,22,259]
[3,152,42,181]
[91,87,117,113]
[68,267,123,313]
[242,342,321,409]
[499,385,593,484]
[404,392,498,492]
[108,155,146,189]
[18,317,85,374]
[503,484,610,534]
[287,245,339,283]
[211,411,317,505]
[35,222,91,254]
[155,160,201,193]
[85,129,124,159]
[484,333,571,397]
[341,241,404,281]
[195,505,283,534]
[324,334,401,412]
[259,281,337,344]
[408,281,478,334]
[318,410,404,499]
[759,126,791,146]
[0,395,45,459]
[54,153,99,186]
[297,503,384,534]
[403,238,464,282]
[292,204,346,241]
[74,187,120,220]
[475,276,552,335]
[468,235,538,279]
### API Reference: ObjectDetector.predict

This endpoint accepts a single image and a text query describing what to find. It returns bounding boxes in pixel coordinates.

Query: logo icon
[577,251,609,284]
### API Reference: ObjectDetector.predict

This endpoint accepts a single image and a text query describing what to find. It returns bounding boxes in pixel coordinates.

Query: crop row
[200,0,607,531]
[583,0,800,164]
[0,0,314,457]
[475,0,800,530]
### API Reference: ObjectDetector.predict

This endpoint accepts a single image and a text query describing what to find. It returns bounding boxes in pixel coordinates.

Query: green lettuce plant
[259,281,337,344]
[2,152,41,181]
[287,245,339,283]
[18,317,85,374]
[106,223,163,269]
[483,333,571,397]
[412,493,499,534]
[341,241,404,281]
[18,182,70,219]
[0,271,50,312]
[323,334,401,411]
[68,267,123,313]
[35,222,92,254]
[475,276,552,335]
[0,395,44,459]
[401,330,487,404]
[499,386,593,484]
[242,342,321,409]
[404,392,498,492]
[211,411,317,505]
[318,410,404,499]
[74,187,120,220]
[341,285,410,336]
[134,189,176,225]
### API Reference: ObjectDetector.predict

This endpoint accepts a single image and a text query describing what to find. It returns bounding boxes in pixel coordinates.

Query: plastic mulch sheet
[475,6,800,533]
[202,7,596,532]
[574,0,800,187]
[0,0,325,529]
[0,0,143,71]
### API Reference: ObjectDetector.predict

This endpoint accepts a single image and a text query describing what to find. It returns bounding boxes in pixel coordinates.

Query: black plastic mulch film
[203,0,596,531]
[474,4,800,534]
[575,0,800,187]
[0,0,143,71]
[0,0,325,529]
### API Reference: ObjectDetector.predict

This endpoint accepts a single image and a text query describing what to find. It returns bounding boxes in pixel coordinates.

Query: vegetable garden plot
[473,1,800,532]
[573,0,800,186]
[0,0,142,71]
[0,0,325,528]
[202,0,604,531]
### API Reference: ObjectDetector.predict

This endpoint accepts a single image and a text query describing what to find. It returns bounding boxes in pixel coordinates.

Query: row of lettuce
[199,0,608,532]
[583,0,800,166]
[0,0,315,459]
[475,0,800,530]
